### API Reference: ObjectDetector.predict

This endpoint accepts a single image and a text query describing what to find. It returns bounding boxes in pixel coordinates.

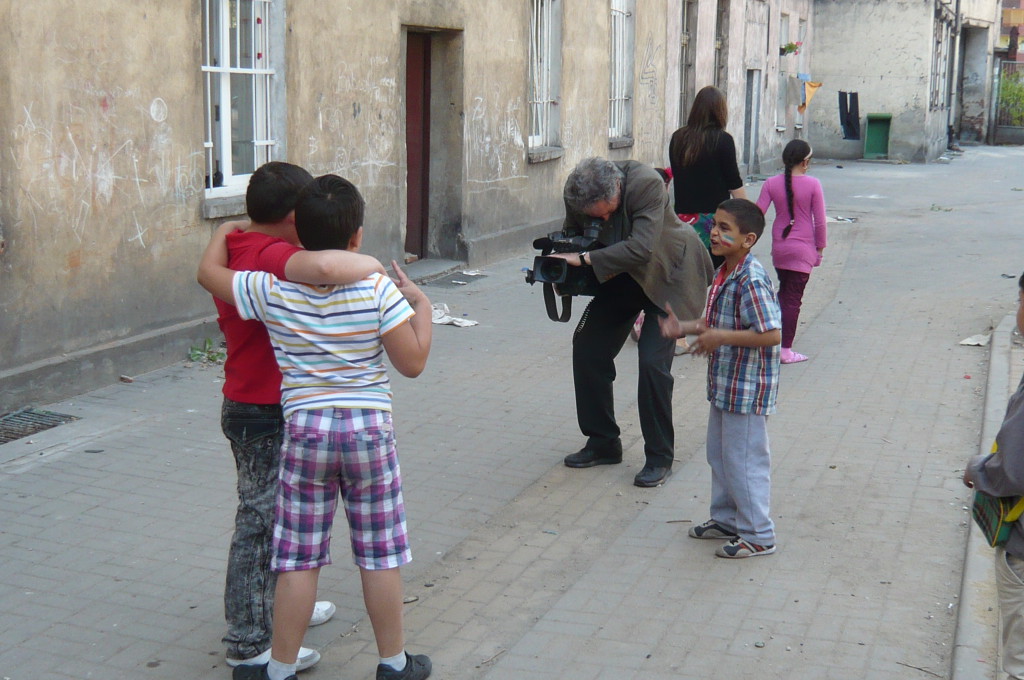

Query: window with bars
[679,0,697,124]
[929,10,952,111]
[608,0,635,142]
[795,18,807,128]
[202,0,275,195]
[529,0,562,151]
[714,0,729,94]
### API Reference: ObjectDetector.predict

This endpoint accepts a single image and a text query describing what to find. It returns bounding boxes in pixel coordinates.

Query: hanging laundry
[796,73,822,115]
[799,81,822,114]
[839,91,861,140]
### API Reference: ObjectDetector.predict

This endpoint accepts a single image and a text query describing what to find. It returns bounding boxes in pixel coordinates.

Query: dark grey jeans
[220,397,283,660]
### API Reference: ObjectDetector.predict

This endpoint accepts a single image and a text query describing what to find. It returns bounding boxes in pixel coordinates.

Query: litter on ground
[432,303,479,327]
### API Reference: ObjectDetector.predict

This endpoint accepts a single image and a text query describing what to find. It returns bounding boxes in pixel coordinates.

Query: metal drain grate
[0,408,80,445]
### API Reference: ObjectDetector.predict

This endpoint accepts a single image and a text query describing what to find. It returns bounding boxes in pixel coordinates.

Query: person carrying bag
[964,272,1024,679]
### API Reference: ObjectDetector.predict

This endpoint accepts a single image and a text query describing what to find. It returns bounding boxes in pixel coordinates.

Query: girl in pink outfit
[755,139,827,364]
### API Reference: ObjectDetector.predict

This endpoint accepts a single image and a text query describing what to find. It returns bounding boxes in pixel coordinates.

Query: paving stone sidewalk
[2,147,1024,680]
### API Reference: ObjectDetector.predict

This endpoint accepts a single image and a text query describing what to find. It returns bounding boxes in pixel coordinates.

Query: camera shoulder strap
[543,282,573,322]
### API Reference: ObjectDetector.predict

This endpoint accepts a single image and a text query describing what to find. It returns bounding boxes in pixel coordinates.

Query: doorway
[405,32,431,260]
[743,69,762,173]
[403,29,466,262]
[956,25,990,144]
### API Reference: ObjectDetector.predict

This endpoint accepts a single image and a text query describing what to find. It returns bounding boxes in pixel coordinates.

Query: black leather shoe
[564,445,622,468]
[633,464,672,487]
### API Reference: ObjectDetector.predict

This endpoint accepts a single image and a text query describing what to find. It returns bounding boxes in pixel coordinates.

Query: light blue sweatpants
[706,405,775,546]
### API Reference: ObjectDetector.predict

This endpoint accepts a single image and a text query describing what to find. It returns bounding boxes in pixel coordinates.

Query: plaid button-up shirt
[704,254,781,415]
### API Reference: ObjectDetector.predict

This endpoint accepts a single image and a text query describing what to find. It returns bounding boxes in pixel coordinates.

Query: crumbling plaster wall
[809,0,941,161]
[0,3,209,375]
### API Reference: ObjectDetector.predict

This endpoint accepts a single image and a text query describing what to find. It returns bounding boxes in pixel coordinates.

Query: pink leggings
[775,268,810,349]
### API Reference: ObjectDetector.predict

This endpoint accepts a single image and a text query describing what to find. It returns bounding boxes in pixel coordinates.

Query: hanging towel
[839,91,861,140]
[799,81,822,114]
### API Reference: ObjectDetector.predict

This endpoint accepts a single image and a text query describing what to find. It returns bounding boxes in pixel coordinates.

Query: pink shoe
[781,348,808,364]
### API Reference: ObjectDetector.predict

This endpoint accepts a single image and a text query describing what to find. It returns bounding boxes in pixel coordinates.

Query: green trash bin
[864,113,892,159]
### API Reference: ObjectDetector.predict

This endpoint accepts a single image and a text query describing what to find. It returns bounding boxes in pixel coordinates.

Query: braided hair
[781,139,812,239]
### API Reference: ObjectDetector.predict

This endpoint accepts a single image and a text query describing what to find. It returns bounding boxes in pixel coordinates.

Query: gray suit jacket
[563,160,714,319]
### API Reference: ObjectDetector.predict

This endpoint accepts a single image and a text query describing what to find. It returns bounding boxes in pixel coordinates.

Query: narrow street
[1,147,1023,679]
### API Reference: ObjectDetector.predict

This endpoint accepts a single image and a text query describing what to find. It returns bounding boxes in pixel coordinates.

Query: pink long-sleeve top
[756,174,827,274]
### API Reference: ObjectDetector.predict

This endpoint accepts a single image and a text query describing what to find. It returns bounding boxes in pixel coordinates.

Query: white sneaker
[309,600,337,627]
[226,646,321,671]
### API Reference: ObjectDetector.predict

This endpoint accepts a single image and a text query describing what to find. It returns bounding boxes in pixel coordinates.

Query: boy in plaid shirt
[659,198,782,558]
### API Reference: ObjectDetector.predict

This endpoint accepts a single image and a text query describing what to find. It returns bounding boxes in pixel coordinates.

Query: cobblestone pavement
[2,147,1024,680]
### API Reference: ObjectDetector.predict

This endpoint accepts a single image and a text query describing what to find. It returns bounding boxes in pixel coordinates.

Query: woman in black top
[668,85,747,268]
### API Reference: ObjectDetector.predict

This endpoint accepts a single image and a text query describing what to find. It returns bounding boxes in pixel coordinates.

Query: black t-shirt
[668,128,743,214]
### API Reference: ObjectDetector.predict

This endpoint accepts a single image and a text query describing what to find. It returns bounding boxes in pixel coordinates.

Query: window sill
[201,194,247,220]
[774,126,787,133]
[528,146,565,164]
[608,137,634,150]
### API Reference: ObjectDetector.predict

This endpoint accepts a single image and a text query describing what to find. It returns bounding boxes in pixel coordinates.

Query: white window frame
[202,0,278,198]
[529,0,562,153]
[608,0,635,143]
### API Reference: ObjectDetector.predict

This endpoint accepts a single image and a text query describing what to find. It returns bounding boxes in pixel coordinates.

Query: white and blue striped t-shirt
[232,271,415,417]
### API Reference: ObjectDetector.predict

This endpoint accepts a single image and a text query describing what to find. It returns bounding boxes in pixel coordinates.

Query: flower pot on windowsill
[780,42,802,57]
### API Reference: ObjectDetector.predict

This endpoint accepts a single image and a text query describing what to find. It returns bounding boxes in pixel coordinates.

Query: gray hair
[564,157,623,213]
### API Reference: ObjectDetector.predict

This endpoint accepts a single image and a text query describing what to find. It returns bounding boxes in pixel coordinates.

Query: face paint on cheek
[718,233,736,246]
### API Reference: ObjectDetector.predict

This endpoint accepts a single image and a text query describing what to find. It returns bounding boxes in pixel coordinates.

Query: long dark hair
[781,139,812,238]
[676,86,729,167]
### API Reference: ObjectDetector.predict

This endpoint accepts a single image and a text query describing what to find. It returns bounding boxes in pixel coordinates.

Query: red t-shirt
[216,230,301,404]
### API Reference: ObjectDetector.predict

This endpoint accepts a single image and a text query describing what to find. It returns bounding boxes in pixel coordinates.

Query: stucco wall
[287,4,409,258]
[0,4,212,378]
[809,0,940,161]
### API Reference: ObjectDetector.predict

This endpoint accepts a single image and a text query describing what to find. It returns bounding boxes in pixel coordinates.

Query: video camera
[525,220,602,322]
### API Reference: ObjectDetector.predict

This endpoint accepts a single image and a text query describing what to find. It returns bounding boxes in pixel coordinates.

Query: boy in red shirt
[205,162,384,670]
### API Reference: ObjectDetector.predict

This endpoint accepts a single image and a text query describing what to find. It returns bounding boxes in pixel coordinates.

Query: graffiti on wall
[634,32,664,161]
[639,32,662,106]
[9,88,201,253]
[464,87,528,192]
[305,57,400,188]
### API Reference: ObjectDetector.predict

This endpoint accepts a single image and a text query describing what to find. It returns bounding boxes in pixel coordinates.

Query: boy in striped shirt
[659,198,782,558]
[199,175,433,680]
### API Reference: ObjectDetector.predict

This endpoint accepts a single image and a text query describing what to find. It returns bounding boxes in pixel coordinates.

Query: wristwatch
[580,251,589,266]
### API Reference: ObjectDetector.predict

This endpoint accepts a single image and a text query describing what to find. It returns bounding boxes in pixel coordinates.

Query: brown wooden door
[405,32,431,259]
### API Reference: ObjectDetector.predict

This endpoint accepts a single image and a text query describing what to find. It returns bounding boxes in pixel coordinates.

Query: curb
[951,313,1016,680]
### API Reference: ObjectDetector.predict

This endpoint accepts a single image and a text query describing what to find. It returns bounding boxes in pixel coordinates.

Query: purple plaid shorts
[271,408,411,572]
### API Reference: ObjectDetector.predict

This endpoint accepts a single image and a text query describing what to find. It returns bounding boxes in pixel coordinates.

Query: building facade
[0,0,995,411]
[809,0,999,161]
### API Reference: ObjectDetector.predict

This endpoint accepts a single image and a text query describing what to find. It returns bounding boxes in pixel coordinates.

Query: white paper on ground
[431,303,479,327]
[959,333,991,346]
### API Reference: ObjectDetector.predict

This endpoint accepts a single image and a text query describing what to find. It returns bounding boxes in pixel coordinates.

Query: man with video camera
[549,157,714,487]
